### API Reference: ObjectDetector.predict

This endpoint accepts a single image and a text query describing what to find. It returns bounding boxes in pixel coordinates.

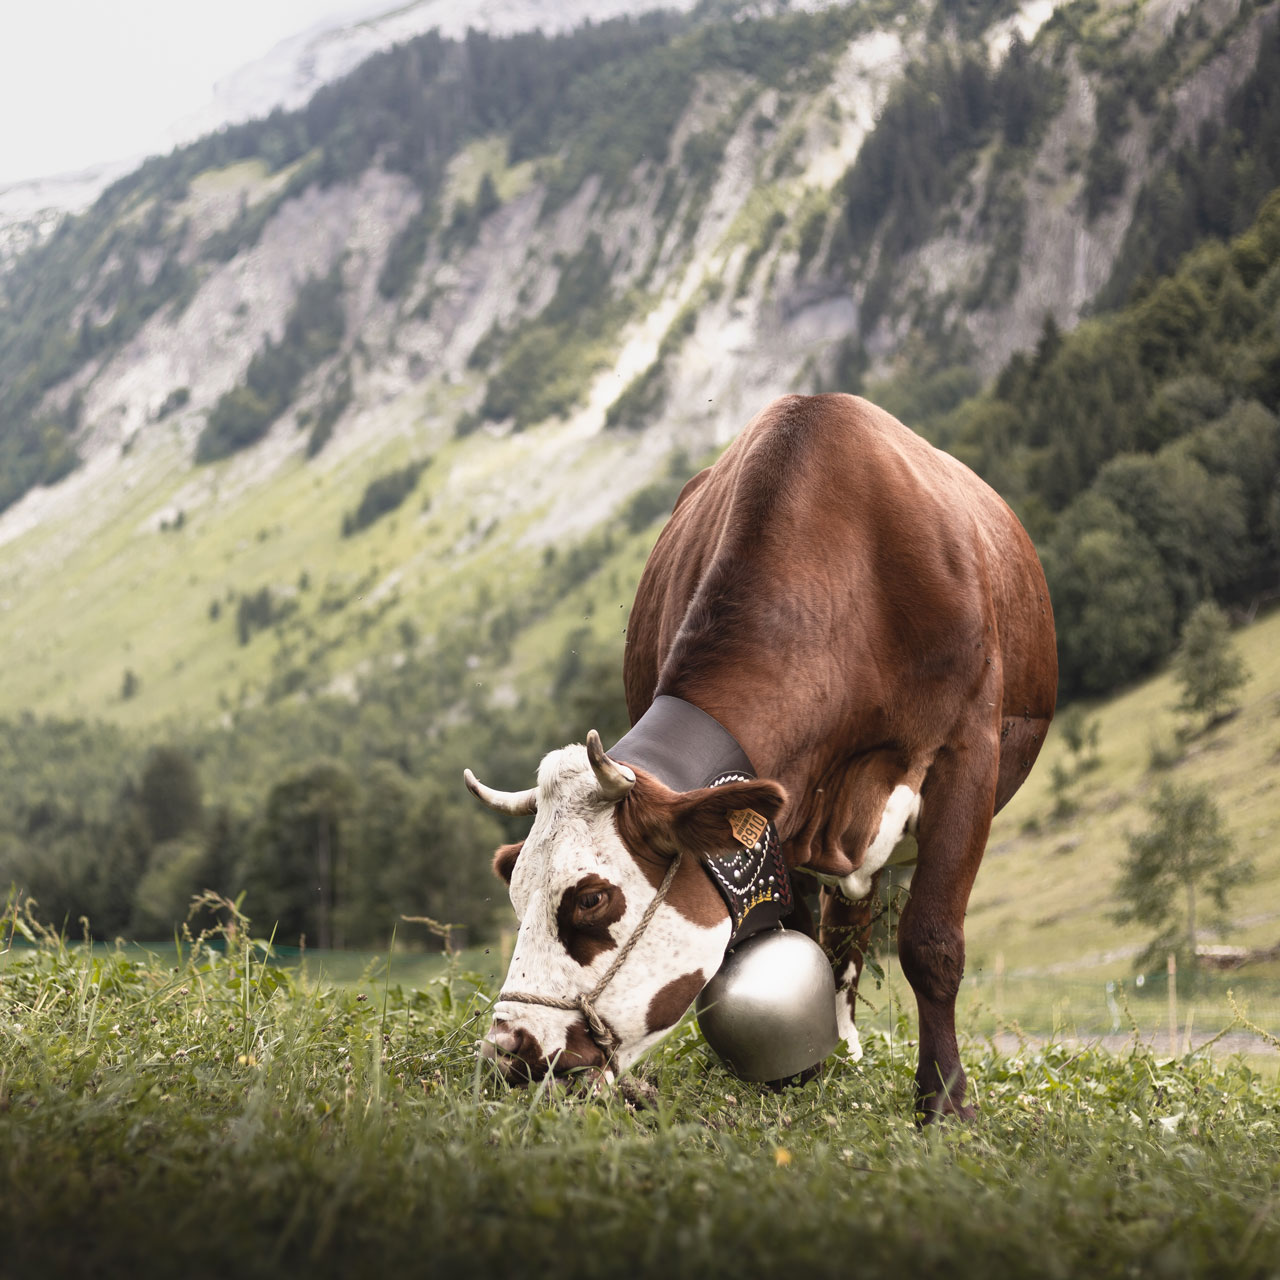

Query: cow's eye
[576,890,605,912]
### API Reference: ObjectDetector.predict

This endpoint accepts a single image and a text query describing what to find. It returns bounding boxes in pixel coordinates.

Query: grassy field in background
[968,607,1280,979]
[2,918,1279,1279]
[0,938,505,992]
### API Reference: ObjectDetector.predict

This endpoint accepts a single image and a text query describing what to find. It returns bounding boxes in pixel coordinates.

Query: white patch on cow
[838,785,921,901]
[491,743,731,1074]
[834,959,863,1062]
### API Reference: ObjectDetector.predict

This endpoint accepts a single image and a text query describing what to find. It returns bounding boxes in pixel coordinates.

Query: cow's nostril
[484,1023,521,1056]
[482,1021,547,1083]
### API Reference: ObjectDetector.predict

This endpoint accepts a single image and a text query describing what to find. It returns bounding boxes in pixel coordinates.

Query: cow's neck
[609,696,792,944]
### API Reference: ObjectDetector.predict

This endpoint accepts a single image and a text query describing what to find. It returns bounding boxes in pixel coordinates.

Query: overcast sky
[0,0,368,186]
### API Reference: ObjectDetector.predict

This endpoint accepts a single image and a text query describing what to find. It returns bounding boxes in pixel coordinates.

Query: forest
[932,191,1280,696]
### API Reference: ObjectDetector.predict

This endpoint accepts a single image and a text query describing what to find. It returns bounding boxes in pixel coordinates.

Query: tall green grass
[3,902,1279,1279]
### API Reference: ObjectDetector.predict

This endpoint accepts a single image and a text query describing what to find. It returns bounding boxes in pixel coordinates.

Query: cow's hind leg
[897,727,999,1121]
[819,876,881,1061]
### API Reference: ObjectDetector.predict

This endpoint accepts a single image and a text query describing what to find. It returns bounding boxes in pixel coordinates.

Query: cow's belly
[798,784,922,902]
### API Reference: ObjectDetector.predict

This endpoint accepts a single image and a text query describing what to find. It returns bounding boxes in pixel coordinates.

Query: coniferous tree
[1173,601,1250,728]
[1114,782,1253,981]
[138,746,203,844]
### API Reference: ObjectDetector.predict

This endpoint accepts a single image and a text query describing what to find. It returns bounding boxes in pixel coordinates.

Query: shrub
[156,386,190,419]
[342,461,429,536]
[377,203,438,299]
[605,360,667,431]
[236,587,280,645]
[621,474,685,533]
[307,360,353,457]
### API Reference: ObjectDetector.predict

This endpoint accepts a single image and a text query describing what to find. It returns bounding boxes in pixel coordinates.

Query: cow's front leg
[897,728,998,1122]
[819,876,881,1061]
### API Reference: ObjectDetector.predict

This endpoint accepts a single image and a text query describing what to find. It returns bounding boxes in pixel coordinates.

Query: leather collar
[609,696,792,945]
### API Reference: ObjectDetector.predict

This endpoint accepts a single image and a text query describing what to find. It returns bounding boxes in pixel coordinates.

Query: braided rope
[497,850,685,1063]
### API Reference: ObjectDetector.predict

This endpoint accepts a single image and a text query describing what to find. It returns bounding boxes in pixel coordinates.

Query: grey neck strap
[609,695,753,791]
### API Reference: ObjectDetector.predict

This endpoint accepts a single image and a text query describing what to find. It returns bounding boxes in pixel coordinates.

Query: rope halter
[495,850,684,1069]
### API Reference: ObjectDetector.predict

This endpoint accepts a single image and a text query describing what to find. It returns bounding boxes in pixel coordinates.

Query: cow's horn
[586,730,636,802]
[463,769,538,816]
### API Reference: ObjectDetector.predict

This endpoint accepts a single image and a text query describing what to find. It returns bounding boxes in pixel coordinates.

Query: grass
[3,905,1280,1279]
[0,939,506,992]
[444,133,537,207]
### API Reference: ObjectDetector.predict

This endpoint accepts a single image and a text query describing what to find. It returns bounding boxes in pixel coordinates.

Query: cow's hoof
[916,1100,977,1125]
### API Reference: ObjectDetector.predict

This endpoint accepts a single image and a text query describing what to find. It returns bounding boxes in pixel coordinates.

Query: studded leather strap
[609,697,792,946]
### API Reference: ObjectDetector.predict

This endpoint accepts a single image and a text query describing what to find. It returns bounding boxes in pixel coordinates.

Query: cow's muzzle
[481,1018,609,1085]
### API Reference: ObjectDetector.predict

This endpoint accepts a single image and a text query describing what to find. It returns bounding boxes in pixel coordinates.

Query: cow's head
[465,731,786,1083]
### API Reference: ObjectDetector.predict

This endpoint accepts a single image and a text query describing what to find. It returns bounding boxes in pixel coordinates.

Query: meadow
[968,607,1280,991]
[3,905,1279,1280]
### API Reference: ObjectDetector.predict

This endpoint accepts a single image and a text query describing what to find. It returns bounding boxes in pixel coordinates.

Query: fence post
[1167,952,1178,1057]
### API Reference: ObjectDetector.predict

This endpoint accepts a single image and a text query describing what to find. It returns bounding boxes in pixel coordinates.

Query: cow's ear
[670,779,787,854]
[493,841,524,884]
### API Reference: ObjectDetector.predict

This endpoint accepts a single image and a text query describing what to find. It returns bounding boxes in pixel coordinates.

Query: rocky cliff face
[0,0,1274,722]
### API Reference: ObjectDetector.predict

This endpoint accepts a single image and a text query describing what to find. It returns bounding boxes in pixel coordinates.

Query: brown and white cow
[466,393,1057,1118]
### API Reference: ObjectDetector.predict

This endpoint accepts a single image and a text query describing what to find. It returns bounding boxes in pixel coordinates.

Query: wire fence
[945,964,1280,1055]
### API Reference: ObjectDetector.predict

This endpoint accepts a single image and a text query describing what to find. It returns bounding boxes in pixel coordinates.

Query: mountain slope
[0,0,1278,733]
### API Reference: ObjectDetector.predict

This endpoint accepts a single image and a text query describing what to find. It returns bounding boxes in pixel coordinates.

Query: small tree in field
[1057,703,1102,777]
[1173,601,1249,729]
[1114,781,1253,981]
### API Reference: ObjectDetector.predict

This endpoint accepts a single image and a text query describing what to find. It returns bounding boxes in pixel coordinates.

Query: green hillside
[0,401,629,726]
[972,606,1280,971]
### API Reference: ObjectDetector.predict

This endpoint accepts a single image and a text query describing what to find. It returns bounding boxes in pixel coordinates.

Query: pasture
[3,913,1279,1279]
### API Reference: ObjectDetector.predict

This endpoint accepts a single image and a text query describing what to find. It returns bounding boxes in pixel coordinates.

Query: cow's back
[624,394,1056,861]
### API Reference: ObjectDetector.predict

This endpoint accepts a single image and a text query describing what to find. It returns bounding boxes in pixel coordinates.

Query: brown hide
[622,394,1057,1116]
[624,393,1057,880]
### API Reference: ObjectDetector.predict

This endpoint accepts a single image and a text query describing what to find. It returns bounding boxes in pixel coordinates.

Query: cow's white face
[470,739,786,1082]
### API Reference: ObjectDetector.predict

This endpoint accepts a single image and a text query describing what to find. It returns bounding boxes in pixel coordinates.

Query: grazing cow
[466,394,1056,1118]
